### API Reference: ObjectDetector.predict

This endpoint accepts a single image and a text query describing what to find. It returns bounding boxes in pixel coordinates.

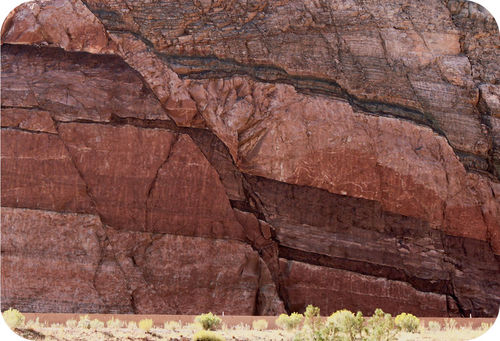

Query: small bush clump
[481,322,492,331]
[195,312,222,331]
[164,320,182,331]
[252,319,268,331]
[366,308,399,341]
[304,305,321,328]
[395,312,419,333]
[2,308,25,329]
[106,317,124,329]
[427,321,441,331]
[276,312,304,330]
[127,321,138,329]
[65,319,77,328]
[327,309,365,341]
[139,318,153,332]
[77,315,91,329]
[192,330,225,341]
[26,317,43,330]
[445,318,457,330]
[89,319,104,330]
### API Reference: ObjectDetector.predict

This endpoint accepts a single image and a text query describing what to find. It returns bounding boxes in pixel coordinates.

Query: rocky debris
[1,0,499,316]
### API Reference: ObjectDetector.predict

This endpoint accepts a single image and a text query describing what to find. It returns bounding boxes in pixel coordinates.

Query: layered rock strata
[1,0,499,316]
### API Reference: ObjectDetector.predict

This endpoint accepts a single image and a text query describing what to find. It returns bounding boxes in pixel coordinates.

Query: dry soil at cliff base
[2,0,500,318]
[20,313,497,330]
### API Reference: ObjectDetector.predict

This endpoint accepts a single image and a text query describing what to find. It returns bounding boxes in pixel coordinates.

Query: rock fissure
[0,126,58,136]
[145,134,180,231]
[279,245,451,296]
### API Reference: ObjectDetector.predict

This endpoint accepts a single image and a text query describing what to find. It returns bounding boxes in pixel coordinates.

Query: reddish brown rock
[78,0,492,162]
[233,209,280,281]
[147,134,245,239]
[185,76,499,249]
[1,108,57,133]
[57,123,176,230]
[279,259,449,317]
[1,207,285,315]
[105,228,284,315]
[4,0,493,167]
[1,44,170,122]
[107,32,201,127]
[186,129,247,202]
[1,207,131,313]
[1,0,116,54]
[1,129,93,213]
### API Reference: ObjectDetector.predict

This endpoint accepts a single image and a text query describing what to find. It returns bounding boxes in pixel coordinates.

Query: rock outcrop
[1,0,499,317]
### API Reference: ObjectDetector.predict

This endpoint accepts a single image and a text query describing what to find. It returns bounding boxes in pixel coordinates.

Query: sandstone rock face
[1,0,499,317]
[1,207,130,313]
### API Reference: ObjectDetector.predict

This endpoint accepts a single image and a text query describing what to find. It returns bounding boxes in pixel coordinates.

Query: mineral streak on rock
[1,0,500,317]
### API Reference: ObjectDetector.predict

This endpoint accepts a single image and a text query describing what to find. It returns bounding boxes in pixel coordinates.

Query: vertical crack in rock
[28,89,135,311]
[144,134,179,231]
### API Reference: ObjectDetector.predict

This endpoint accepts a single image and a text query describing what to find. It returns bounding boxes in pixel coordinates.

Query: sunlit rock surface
[1,0,499,316]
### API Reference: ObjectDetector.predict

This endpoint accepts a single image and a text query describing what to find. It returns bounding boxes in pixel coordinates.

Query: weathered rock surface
[1,0,499,317]
[1,207,130,313]
[1,207,283,315]
[1,129,93,213]
[279,259,450,317]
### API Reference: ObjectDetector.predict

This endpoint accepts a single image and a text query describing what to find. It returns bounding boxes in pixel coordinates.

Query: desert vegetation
[2,307,493,341]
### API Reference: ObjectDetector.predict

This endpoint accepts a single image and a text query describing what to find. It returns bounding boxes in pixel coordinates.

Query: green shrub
[395,313,419,333]
[304,305,321,325]
[366,309,399,341]
[2,308,25,329]
[481,322,492,331]
[327,309,365,340]
[252,319,268,331]
[139,318,153,331]
[193,330,225,341]
[106,317,124,329]
[195,313,222,331]
[294,308,366,341]
[276,312,304,330]
[303,304,323,339]
[65,319,77,328]
[427,321,441,331]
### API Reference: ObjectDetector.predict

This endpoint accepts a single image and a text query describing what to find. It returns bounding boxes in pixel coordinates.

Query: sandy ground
[22,313,496,329]
[6,313,494,341]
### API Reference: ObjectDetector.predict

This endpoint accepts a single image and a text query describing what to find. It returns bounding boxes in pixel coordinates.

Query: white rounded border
[0,0,499,340]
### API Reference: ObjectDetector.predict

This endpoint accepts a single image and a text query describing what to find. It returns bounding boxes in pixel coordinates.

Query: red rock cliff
[1,0,499,317]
